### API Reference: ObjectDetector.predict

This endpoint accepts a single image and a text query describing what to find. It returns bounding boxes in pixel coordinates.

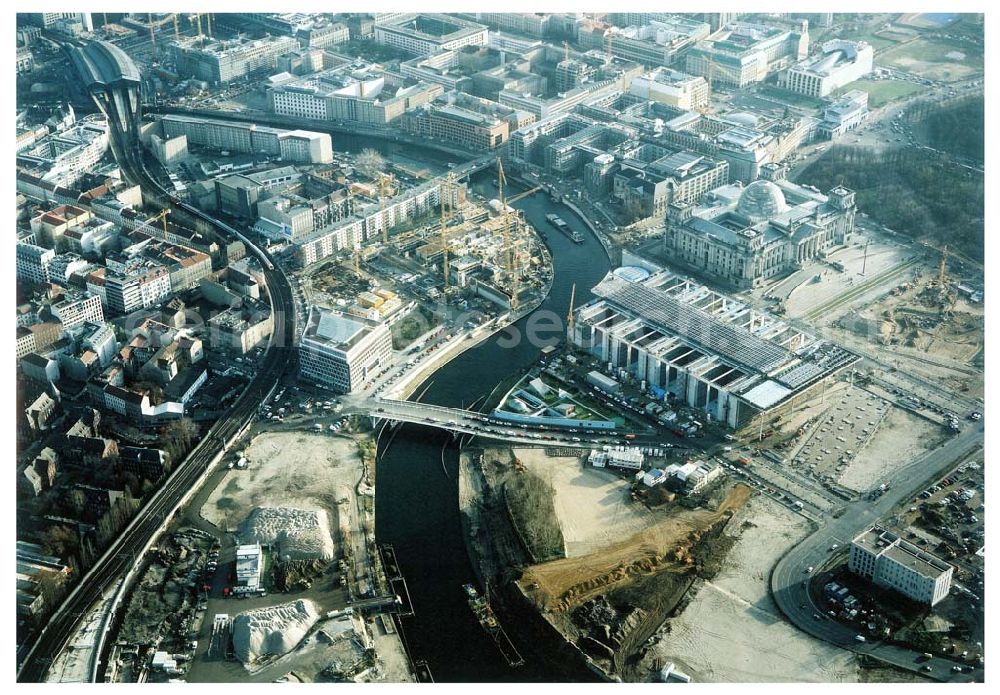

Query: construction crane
[938,244,949,287]
[509,213,523,311]
[496,158,514,281]
[566,283,576,339]
[440,174,453,292]
[149,209,170,235]
[506,185,541,205]
[148,13,156,60]
[377,173,396,245]
[701,55,716,114]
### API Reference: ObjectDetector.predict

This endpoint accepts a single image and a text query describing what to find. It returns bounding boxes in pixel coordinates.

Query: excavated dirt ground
[520,484,752,613]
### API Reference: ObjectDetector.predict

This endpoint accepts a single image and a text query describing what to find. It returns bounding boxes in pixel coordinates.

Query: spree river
[364,150,612,681]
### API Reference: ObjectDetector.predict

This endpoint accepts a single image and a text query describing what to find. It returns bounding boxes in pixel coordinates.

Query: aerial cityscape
[14,8,986,685]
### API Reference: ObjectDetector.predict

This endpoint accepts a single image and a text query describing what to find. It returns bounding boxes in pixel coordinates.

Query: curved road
[771,422,984,682]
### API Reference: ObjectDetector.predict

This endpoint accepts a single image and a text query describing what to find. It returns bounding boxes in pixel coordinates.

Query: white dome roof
[737,180,789,221]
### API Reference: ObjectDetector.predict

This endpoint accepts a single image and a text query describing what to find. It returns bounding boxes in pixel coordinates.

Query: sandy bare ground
[203,431,362,537]
[837,407,947,492]
[784,239,912,319]
[521,484,751,613]
[515,449,661,557]
[643,496,859,683]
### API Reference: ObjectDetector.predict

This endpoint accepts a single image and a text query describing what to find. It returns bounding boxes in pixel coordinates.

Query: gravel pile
[232,599,319,665]
[240,507,335,561]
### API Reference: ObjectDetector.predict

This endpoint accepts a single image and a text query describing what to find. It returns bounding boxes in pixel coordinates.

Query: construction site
[458,443,755,681]
[299,162,552,324]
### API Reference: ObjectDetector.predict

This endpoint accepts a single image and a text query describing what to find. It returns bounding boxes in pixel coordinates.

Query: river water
[365,157,612,681]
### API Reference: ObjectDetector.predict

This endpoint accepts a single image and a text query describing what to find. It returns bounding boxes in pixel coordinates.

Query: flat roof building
[374,14,488,56]
[299,308,392,393]
[850,527,953,606]
[573,264,859,429]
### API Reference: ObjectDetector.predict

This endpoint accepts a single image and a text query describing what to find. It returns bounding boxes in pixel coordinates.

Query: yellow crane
[505,185,541,205]
[149,209,170,235]
[566,283,576,339]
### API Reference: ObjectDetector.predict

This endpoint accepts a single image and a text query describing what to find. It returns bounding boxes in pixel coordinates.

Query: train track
[17,103,297,683]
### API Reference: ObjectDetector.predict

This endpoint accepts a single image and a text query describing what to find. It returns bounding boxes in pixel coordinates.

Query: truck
[624,433,637,441]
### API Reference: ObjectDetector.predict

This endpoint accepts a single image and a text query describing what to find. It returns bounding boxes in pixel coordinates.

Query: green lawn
[836,79,926,107]
[878,37,984,81]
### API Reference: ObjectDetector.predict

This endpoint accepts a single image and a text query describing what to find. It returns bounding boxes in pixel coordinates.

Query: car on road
[855,635,866,643]
[805,566,813,573]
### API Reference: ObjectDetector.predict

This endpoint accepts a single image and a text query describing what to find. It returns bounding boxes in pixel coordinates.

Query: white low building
[589,446,644,470]
[849,526,953,606]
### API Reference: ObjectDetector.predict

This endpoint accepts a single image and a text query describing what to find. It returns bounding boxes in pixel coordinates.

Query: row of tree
[800,145,984,262]
[903,95,984,164]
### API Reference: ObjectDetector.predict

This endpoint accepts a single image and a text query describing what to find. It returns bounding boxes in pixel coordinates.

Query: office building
[818,90,870,139]
[629,67,709,111]
[268,69,442,126]
[160,115,332,164]
[406,102,509,151]
[51,292,105,330]
[783,40,873,97]
[171,35,299,84]
[15,119,110,188]
[299,308,392,393]
[87,265,172,315]
[16,243,55,285]
[850,527,953,606]
[664,167,856,288]
[374,14,488,56]
[685,20,809,88]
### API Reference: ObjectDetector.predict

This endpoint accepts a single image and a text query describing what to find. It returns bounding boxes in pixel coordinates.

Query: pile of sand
[232,599,319,665]
[240,507,335,561]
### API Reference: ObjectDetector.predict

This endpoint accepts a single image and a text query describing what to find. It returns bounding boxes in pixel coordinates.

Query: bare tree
[356,148,386,180]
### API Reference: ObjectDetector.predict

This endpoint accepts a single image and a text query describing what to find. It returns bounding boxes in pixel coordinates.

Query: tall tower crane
[148,13,156,60]
[567,283,577,339]
[440,174,453,292]
[378,173,396,245]
[150,209,170,235]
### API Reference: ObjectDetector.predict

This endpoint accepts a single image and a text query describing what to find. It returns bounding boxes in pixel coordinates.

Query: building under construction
[572,262,860,429]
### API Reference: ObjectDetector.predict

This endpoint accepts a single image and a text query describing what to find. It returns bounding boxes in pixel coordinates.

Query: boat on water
[462,584,525,667]
[546,214,584,244]
[463,583,500,634]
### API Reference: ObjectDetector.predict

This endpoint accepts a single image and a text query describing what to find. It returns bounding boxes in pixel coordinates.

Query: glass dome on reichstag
[736,180,789,221]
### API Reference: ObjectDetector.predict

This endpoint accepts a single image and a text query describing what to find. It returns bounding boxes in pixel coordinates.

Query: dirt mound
[232,599,319,665]
[521,484,751,612]
[240,507,335,561]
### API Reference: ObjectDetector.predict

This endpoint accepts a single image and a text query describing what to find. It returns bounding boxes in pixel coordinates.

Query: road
[770,422,984,682]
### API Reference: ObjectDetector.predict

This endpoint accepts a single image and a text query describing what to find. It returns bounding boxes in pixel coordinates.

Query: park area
[836,79,925,107]
[878,38,983,82]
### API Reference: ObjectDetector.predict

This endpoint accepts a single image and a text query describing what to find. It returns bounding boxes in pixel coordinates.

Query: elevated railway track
[17,41,296,683]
